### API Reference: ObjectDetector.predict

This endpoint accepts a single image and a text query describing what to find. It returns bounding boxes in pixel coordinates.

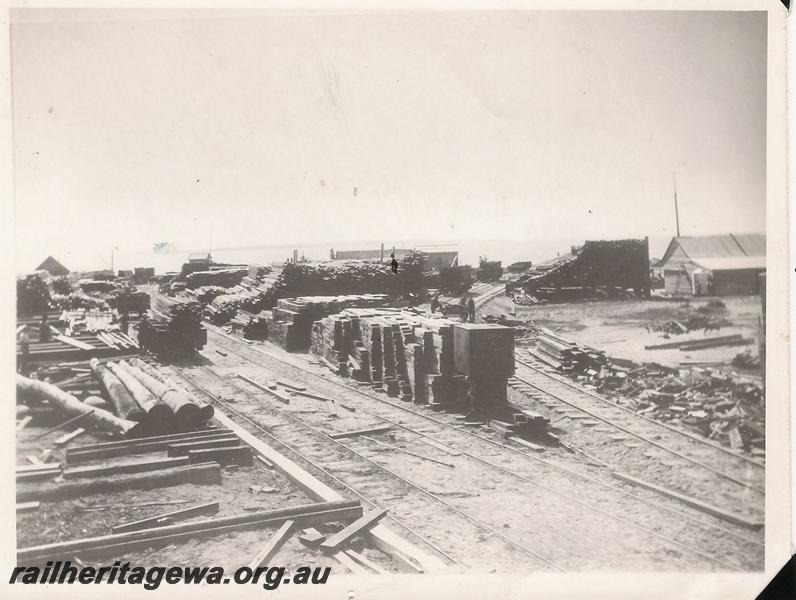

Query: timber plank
[320,509,389,552]
[248,519,296,569]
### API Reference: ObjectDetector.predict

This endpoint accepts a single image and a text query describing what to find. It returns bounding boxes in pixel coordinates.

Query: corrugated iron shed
[655,233,765,269]
[691,256,766,271]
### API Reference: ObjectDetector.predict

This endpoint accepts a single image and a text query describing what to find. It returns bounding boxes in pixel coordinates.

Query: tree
[477,257,503,282]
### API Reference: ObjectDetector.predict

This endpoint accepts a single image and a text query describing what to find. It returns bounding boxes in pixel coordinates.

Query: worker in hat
[38,313,51,343]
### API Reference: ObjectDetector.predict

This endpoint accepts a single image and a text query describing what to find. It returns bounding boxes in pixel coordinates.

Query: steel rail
[206,328,763,548]
[514,356,765,469]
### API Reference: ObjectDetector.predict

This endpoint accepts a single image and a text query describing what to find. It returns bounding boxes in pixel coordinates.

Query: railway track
[171,365,561,572]
[511,356,764,519]
[179,328,765,569]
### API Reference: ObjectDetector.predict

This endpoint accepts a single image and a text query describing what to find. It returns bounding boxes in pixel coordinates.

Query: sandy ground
[481,295,763,370]
[15,412,391,574]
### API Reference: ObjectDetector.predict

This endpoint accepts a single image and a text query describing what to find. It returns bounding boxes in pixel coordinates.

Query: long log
[106,362,172,424]
[16,375,142,438]
[89,358,146,421]
[123,359,203,426]
[19,500,362,562]
[17,462,222,503]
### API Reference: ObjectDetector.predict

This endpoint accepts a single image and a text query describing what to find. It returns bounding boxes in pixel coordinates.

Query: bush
[438,266,474,295]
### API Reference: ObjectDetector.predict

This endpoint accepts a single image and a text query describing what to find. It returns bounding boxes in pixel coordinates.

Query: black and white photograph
[3,4,790,599]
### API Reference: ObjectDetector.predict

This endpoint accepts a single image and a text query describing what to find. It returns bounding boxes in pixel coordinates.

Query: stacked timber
[185,268,248,289]
[144,297,206,358]
[309,308,514,411]
[532,327,609,373]
[271,295,390,351]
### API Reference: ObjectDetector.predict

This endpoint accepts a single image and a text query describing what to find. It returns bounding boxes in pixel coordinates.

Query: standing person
[119,310,130,336]
[18,326,30,374]
[38,314,51,343]
[467,298,476,323]
[430,294,440,314]
[459,297,468,322]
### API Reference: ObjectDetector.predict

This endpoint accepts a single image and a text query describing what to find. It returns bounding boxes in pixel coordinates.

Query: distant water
[111,235,673,276]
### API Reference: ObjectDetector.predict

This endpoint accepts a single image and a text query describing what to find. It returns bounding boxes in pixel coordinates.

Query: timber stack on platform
[269,294,391,351]
[308,308,514,411]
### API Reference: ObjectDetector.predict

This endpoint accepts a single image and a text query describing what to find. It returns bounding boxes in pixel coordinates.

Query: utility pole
[672,172,681,237]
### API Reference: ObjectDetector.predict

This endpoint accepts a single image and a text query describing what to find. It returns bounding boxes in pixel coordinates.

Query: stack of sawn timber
[531,327,610,373]
[146,296,207,357]
[310,309,471,409]
[270,294,390,351]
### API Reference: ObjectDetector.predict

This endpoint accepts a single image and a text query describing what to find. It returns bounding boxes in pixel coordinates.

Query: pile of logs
[17,358,214,439]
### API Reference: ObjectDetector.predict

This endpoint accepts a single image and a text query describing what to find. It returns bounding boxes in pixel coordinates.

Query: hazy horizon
[12,9,767,273]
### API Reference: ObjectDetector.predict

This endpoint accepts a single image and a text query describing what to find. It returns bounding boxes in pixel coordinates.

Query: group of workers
[429,294,477,323]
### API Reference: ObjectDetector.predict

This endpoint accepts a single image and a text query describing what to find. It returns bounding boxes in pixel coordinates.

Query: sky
[11,9,767,272]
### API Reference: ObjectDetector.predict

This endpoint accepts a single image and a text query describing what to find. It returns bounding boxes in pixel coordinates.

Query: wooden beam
[188,446,253,466]
[211,409,446,573]
[54,428,86,446]
[67,428,229,455]
[167,437,241,456]
[320,509,389,552]
[333,551,369,575]
[293,390,334,402]
[16,468,60,482]
[277,379,307,392]
[329,425,392,440]
[612,471,763,529]
[16,501,40,513]
[55,335,95,350]
[298,528,326,547]
[63,456,191,480]
[112,502,220,533]
[16,416,33,432]
[67,431,235,463]
[509,437,545,452]
[345,550,388,574]
[19,500,362,562]
[237,374,291,403]
[16,463,60,473]
[18,462,222,503]
[248,519,296,569]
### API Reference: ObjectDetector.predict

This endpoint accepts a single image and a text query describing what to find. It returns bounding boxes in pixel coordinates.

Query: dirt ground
[480,295,763,371]
[15,413,390,574]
